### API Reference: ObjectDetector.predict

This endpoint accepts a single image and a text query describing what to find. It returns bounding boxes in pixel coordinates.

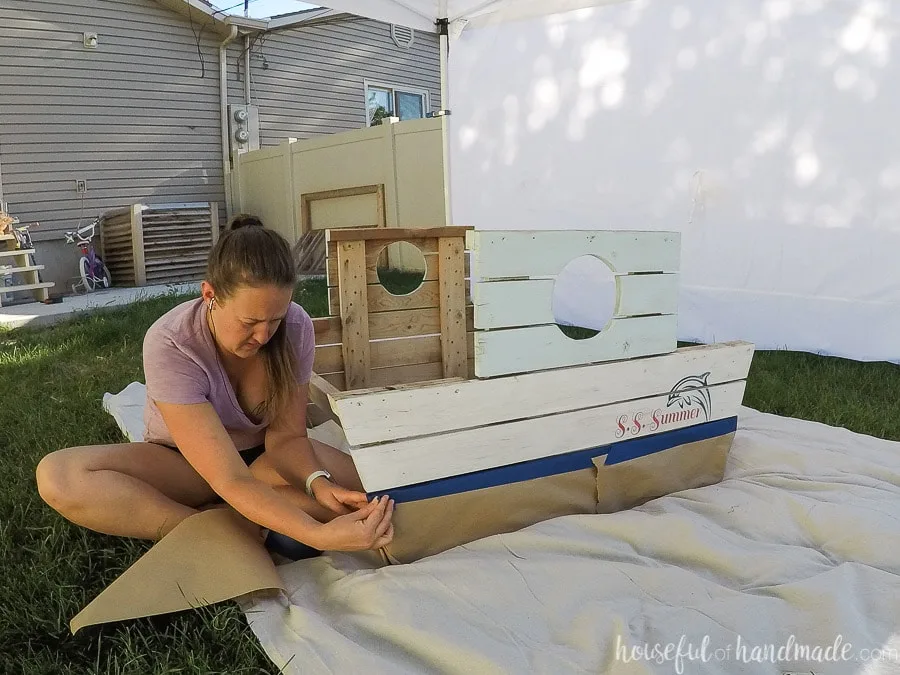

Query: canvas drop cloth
[235,408,900,675]
[101,386,900,674]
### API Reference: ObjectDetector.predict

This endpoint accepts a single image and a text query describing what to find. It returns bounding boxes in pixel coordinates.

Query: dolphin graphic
[667,372,712,422]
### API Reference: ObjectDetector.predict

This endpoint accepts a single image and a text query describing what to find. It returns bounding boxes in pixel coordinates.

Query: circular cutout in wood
[552,255,617,340]
[376,241,427,296]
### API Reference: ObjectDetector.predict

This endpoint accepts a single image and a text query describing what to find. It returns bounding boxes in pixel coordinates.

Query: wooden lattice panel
[100,202,219,286]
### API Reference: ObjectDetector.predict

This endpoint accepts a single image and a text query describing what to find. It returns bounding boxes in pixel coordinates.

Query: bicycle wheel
[100,264,112,288]
[79,257,95,292]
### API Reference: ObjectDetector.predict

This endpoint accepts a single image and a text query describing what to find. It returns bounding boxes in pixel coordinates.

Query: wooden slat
[144,264,206,275]
[142,210,211,219]
[210,203,219,245]
[326,226,472,242]
[438,236,468,378]
[103,248,134,258]
[315,332,476,376]
[142,233,212,244]
[0,264,43,276]
[328,252,439,287]
[328,237,438,260]
[144,243,212,255]
[337,240,371,389]
[142,223,212,230]
[326,362,443,391]
[313,345,342,374]
[131,203,146,286]
[0,249,34,258]
[145,274,199,284]
[474,273,679,329]
[320,372,345,390]
[363,237,438,257]
[350,380,747,491]
[474,314,677,378]
[331,341,754,446]
[0,281,54,293]
[313,317,342,345]
[104,224,132,233]
[144,254,209,265]
[102,235,134,245]
[369,362,444,388]
[328,279,445,316]
[317,359,476,394]
[470,230,681,278]
[368,305,474,340]
[144,266,206,277]
[308,373,340,423]
[327,252,471,288]
[141,224,214,233]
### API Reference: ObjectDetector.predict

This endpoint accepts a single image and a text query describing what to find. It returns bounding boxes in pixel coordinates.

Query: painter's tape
[372,418,738,504]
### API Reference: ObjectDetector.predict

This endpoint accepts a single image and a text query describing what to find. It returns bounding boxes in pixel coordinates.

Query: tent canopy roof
[310,0,625,32]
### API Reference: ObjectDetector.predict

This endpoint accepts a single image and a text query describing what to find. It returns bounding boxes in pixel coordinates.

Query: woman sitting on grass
[36,214,394,559]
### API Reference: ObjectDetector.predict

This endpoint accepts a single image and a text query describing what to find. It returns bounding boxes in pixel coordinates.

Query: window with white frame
[365,81,430,126]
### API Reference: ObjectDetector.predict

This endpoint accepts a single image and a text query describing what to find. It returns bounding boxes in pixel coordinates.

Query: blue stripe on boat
[368,417,737,503]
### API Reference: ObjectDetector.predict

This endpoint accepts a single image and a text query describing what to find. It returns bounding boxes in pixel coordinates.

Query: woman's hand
[311,478,369,515]
[313,495,395,551]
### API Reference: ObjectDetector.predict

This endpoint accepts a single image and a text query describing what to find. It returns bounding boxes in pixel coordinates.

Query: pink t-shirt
[142,298,315,450]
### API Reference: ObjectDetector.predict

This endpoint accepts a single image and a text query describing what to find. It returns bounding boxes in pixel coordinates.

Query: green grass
[1,281,898,673]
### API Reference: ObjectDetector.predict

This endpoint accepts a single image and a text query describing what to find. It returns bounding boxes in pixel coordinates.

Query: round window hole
[376,241,426,296]
[551,255,617,340]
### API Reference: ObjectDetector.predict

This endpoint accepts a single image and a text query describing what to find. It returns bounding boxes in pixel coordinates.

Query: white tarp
[446,1,900,364]
[315,0,900,364]
[239,407,900,673]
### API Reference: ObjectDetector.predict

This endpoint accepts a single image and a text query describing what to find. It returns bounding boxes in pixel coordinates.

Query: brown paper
[70,508,284,634]
[382,467,599,563]
[593,433,733,513]
[69,431,735,630]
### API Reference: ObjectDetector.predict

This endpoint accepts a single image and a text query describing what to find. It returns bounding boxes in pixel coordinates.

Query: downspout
[219,25,239,218]
[0,150,5,213]
[243,34,252,104]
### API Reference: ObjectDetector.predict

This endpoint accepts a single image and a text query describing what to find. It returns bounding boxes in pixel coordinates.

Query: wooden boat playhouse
[307,226,754,563]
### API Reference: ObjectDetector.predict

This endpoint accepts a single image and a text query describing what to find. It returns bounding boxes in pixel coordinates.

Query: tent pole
[437,19,452,226]
[439,31,449,111]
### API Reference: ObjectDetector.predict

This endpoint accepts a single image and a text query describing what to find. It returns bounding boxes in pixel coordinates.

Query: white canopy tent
[316,0,900,364]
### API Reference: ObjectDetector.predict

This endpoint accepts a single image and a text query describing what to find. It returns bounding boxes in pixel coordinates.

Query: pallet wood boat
[310,226,754,562]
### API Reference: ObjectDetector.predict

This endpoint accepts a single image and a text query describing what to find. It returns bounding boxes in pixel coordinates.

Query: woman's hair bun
[227,214,265,230]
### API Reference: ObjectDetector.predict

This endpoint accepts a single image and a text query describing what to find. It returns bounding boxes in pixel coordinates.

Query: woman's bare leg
[36,443,218,541]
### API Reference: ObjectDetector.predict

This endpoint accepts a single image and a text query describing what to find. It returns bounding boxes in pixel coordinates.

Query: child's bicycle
[64,217,111,293]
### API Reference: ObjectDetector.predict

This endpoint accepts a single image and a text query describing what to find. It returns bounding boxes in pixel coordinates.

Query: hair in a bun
[227,213,265,230]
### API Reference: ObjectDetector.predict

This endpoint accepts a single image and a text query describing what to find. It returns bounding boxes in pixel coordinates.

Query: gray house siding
[0,1,441,293]
[241,18,441,144]
[1,0,228,237]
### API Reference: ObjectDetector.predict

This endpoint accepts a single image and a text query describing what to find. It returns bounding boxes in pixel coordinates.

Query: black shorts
[164,443,266,467]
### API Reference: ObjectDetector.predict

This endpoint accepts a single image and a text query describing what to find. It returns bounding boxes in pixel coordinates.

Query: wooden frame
[299,184,386,236]
[468,229,681,378]
[310,226,474,402]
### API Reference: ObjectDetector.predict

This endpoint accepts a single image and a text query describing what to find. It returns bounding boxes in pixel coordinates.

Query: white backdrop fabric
[446,1,900,363]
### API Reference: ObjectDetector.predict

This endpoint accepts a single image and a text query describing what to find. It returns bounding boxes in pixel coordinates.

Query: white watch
[305,469,332,497]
